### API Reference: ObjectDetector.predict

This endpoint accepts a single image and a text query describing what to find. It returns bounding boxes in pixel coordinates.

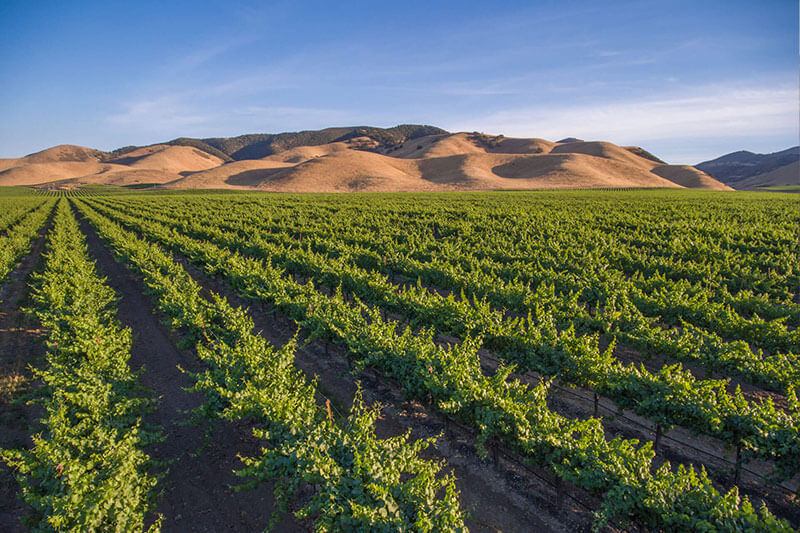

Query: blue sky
[0,0,797,163]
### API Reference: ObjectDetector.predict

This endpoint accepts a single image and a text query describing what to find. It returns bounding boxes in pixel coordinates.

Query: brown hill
[191,124,448,160]
[0,143,224,188]
[0,162,129,187]
[735,161,799,189]
[163,159,296,189]
[489,137,555,154]
[0,159,21,172]
[261,141,355,163]
[551,141,658,171]
[106,144,223,173]
[696,147,798,188]
[44,168,186,189]
[0,144,114,186]
[7,128,733,192]
[165,137,693,192]
[652,165,733,190]
[22,144,105,164]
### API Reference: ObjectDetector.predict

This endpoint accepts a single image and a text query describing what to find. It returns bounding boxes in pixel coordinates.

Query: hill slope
[733,161,799,189]
[190,125,448,160]
[161,132,730,192]
[5,126,733,192]
[696,147,799,189]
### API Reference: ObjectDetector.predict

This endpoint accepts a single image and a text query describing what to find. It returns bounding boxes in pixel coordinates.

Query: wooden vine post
[734,445,742,485]
[654,424,662,454]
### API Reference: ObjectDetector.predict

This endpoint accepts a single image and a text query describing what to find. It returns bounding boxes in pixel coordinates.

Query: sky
[0,0,797,163]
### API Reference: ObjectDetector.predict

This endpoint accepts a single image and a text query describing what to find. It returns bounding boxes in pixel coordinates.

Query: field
[1,187,798,532]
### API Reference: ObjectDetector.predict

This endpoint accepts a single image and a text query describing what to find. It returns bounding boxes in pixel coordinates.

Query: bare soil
[0,219,51,532]
[78,216,304,532]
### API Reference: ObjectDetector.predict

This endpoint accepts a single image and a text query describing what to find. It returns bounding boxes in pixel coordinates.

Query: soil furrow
[78,214,304,532]
[0,215,53,532]
[105,216,615,533]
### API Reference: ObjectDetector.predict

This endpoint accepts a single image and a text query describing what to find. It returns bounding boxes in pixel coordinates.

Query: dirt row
[0,217,52,532]
[77,215,305,532]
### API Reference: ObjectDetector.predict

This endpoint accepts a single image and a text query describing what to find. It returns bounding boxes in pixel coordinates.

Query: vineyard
[0,187,798,532]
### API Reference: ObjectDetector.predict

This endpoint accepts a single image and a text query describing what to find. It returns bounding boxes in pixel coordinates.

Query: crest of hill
[22,144,106,164]
[550,141,660,171]
[163,133,724,192]
[7,127,732,192]
[696,146,799,188]
[651,165,733,190]
[623,146,666,164]
[261,140,355,163]
[388,133,556,158]
[193,124,448,160]
[733,161,799,189]
[0,145,122,186]
[0,143,223,188]
[0,144,107,169]
[105,144,224,173]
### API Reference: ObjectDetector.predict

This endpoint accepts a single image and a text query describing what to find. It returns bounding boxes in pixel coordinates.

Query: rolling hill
[696,147,798,189]
[1,125,733,192]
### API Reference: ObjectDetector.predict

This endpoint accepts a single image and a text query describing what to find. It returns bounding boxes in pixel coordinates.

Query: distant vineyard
[1,187,798,532]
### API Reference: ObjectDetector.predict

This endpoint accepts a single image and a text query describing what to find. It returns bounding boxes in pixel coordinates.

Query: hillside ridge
[696,146,799,189]
[2,125,734,192]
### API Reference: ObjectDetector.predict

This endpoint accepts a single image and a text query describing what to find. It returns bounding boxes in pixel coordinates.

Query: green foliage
[87,193,800,478]
[76,201,468,531]
[1,200,160,531]
[73,191,799,531]
[0,197,55,289]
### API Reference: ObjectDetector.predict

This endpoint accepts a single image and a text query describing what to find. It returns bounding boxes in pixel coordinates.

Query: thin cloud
[170,35,258,72]
[107,93,350,140]
[107,94,216,132]
[449,83,798,161]
[230,105,350,124]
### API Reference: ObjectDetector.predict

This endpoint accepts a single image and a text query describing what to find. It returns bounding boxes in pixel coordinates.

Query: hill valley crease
[2,125,795,192]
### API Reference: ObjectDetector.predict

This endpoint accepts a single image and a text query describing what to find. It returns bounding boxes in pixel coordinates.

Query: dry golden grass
[735,161,799,189]
[652,165,734,190]
[8,134,732,192]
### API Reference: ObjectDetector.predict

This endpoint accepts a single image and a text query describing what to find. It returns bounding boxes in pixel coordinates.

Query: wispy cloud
[230,105,350,124]
[106,91,350,140]
[168,34,259,72]
[107,94,216,132]
[448,82,798,162]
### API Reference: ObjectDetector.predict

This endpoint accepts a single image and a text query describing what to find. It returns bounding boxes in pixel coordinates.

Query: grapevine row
[1,200,161,531]
[88,197,800,479]
[103,196,799,392]
[0,199,56,288]
[75,199,794,531]
[75,200,469,531]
